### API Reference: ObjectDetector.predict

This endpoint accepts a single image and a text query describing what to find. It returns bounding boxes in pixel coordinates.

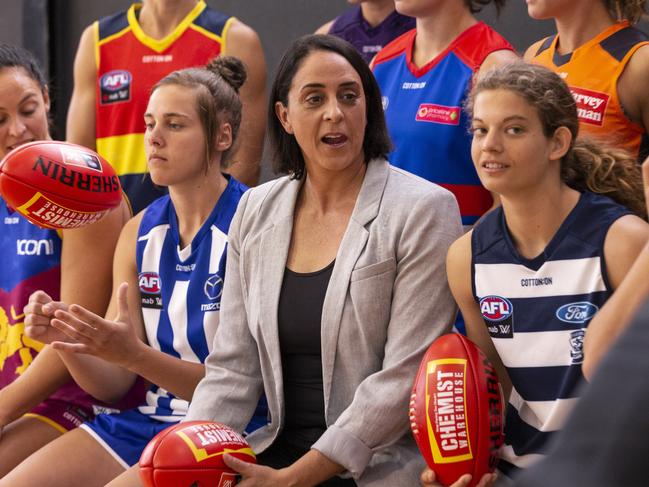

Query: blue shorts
[81,409,177,469]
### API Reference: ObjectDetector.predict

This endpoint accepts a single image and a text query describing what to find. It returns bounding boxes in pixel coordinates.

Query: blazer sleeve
[312,188,462,477]
[185,189,264,430]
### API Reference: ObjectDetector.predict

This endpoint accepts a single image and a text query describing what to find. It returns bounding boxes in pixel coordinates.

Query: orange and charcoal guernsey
[95,1,233,213]
[530,21,649,157]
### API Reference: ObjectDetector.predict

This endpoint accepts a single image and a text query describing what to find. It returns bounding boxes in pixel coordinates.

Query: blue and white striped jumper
[471,191,630,477]
[136,177,246,422]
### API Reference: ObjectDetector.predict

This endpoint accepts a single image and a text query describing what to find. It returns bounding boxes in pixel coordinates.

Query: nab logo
[100,70,131,91]
[138,272,161,294]
[204,274,223,301]
[480,296,513,322]
[556,302,598,324]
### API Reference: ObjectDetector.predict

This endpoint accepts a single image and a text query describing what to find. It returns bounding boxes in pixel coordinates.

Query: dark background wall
[0,0,573,181]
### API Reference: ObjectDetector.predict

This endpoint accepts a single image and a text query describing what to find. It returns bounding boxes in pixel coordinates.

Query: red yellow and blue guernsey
[95,1,234,213]
[372,23,513,226]
[530,22,649,157]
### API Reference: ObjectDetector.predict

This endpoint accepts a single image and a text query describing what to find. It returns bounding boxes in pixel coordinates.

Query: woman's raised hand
[49,282,143,368]
[23,291,70,344]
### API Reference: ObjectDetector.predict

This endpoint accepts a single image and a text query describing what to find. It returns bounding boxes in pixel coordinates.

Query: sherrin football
[139,421,256,487]
[0,141,121,229]
[409,333,504,487]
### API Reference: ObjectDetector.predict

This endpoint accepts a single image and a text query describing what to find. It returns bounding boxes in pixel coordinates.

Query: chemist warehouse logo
[570,86,609,127]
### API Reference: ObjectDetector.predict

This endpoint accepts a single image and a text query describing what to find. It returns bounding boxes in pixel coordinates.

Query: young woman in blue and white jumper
[7,57,251,487]
[423,62,649,487]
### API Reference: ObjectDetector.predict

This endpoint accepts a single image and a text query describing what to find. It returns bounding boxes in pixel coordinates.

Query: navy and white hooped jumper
[81,177,254,467]
[471,192,630,476]
[135,178,246,421]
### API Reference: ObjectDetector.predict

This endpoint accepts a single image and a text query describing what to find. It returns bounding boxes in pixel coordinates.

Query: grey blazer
[186,158,462,485]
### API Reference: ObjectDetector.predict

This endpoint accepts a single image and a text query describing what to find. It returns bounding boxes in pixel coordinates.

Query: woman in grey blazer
[186,35,462,486]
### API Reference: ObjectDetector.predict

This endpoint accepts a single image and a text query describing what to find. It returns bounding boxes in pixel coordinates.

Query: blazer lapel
[257,178,302,408]
[320,159,390,407]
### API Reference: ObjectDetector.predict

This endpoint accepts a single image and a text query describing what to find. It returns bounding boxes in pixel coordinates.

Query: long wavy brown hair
[466,62,646,219]
[606,0,647,22]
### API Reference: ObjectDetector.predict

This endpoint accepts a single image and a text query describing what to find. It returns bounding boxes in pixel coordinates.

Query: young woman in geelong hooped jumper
[423,62,649,487]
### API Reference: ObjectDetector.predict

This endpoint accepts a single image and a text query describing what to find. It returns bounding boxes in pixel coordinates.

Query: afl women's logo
[556,302,598,324]
[138,272,161,294]
[479,296,513,322]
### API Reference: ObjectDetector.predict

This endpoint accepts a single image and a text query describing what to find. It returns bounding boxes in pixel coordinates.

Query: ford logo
[555,302,598,324]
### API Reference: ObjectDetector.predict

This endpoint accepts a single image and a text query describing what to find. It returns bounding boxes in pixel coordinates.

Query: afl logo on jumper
[480,296,514,339]
[556,302,598,324]
[100,70,132,105]
[139,272,162,309]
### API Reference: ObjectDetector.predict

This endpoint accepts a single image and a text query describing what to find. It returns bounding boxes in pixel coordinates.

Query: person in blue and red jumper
[372,0,517,229]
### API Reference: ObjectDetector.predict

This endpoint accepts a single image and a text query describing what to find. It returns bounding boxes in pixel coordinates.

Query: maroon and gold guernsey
[94,1,233,213]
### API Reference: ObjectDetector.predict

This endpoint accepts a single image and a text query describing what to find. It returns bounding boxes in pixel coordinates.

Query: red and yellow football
[410,333,505,487]
[0,141,122,229]
[139,421,256,487]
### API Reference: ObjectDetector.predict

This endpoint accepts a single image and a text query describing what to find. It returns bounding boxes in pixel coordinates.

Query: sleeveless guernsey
[135,177,246,421]
[530,21,649,157]
[0,198,139,424]
[471,191,630,475]
[329,6,414,63]
[95,1,233,213]
[372,23,513,226]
